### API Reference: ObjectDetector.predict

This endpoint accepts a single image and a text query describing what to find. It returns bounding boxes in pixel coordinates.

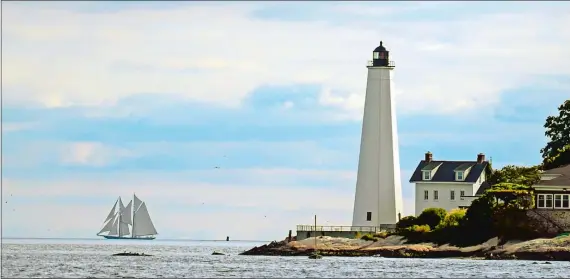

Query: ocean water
[2,238,569,278]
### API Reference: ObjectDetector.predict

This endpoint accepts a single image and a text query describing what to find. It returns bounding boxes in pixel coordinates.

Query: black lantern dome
[371,41,392,67]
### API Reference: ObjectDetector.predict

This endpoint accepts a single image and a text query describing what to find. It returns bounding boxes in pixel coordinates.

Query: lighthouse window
[366,212,372,221]
[373,52,379,59]
[379,52,385,59]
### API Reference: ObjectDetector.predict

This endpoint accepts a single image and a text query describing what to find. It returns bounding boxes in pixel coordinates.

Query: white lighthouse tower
[352,41,403,227]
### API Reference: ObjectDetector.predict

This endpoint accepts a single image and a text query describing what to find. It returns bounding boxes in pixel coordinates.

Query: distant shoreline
[2,237,271,243]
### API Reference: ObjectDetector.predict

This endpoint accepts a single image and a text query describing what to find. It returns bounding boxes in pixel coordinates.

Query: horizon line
[1,236,273,242]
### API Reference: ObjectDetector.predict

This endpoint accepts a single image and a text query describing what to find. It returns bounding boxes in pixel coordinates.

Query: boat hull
[101,235,156,240]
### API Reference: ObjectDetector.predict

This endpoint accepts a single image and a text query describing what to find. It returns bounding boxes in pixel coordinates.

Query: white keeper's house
[409,152,491,216]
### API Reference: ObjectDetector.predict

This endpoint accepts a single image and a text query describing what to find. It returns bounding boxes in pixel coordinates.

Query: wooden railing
[296,225,395,232]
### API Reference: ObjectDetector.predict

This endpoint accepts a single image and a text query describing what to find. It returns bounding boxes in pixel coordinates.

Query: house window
[423,171,431,180]
[555,195,563,208]
[460,190,465,200]
[537,194,546,208]
[551,194,570,209]
[450,190,455,201]
[546,195,553,208]
[366,212,372,221]
[537,194,554,208]
[424,190,429,200]
[434,190,439,200]
[456,171,464,181]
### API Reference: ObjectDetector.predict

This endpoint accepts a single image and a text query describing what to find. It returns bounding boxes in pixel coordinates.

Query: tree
[487,183,534,210]
[416,208,447,229]
[543,144,570,170]
[462,193,496,244]
[487,165,541,187]
[541,99,570,170]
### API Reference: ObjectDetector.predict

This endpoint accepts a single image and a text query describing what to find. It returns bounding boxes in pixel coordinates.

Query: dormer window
[453,163,473,182]
[456,171,464,181]
[421,161,441,181]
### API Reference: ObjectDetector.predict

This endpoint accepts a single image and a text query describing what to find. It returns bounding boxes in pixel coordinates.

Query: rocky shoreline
[240,236,570,261]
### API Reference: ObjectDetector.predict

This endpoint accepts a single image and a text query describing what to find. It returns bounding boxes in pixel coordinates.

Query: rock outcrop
[239,235,570,261]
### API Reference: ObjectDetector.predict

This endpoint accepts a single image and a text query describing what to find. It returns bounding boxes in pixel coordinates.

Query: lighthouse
[351,41,403,227]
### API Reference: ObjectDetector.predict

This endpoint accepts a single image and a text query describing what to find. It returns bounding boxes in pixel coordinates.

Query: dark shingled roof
[454,163,475,172]
[421,162,443,171]
[536,164,570,187]
[409,160,489,183]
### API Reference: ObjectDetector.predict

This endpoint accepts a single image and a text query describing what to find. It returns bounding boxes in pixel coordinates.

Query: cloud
[59,141,136,167]
[3,2,570,119]
[1,139,358,176]
[1,122,39,132]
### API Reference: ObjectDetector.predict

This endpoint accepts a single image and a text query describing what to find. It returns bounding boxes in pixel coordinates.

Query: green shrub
[411,224,431,233]
[373,231,388,239]
[354,231,362,239]
[396,216,418,230]
[436,208,467,230]
[397,224,432,244]
[360,233,379,242]
[417,208,447,229]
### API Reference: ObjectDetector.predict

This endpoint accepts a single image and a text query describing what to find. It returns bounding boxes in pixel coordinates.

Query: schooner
[97,194,158,240]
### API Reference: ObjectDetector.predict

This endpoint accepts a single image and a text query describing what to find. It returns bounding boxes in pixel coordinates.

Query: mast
[314,215,317,251]
[118,197,122,237]
[132,193,136,238]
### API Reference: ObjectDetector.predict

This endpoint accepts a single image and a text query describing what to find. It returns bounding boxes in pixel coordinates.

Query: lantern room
[372,41,392,67]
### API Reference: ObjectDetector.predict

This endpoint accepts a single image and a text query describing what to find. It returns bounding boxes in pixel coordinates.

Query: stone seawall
[528,209,570,233]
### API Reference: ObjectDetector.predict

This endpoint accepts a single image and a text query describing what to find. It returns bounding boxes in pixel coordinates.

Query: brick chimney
[425,151,433,162]
[477,153,485,164]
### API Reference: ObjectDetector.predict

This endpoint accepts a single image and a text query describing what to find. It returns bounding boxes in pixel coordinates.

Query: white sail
[119,221,130,237]
[132,202,158,236]
[109,216,119,236]
[119,197,125,213]
[121,200,133,225]
[97,215,116,235]
[104,200,118,222]
[133,194,143,212]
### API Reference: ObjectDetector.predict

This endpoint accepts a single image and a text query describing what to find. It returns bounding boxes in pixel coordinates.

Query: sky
[2,1,570,241]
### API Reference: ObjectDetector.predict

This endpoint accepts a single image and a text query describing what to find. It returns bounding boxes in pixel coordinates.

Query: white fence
[296,225,395,232]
